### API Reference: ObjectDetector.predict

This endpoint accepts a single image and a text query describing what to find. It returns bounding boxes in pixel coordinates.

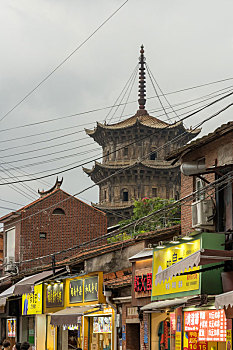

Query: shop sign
[69,279,83,303]
[186,331,207,350]
[175,331,182,350]
[152,239,200,298]
[46,282,64,308]
[134,272,152,296]
[69,276,99,304]
[7,318,16,337]
[184,310,226,342]
[144,320,148,344]
[93,316,112,333]
[22,284,43,315]
[226,330,232,350]
[84,276,98,302]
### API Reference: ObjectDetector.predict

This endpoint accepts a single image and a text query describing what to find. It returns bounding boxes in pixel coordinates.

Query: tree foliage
[108,197,180,243]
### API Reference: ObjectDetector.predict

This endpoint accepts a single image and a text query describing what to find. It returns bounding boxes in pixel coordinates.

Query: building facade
[0,178,107,274]
[84,46,199,226]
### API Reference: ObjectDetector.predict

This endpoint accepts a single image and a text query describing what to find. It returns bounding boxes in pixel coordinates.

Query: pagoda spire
[137,45,147,115]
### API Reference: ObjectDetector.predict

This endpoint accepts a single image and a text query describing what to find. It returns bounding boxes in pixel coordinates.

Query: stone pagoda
[83,46,199,226]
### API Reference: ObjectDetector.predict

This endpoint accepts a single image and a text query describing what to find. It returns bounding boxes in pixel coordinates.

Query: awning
[155,249,233,285]
[0,269,62,299]
[215,291,233,310]
[50,305,101,326]
[141,297,189,311]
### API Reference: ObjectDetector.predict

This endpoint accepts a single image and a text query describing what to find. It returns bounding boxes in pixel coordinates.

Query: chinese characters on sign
[22,284,43,315]
[46,283,64,308]
[152,239,201,298]
[84,276,98,302]
[69,279,83,303]
[134,273,152,293]
[69,276,99,304]
[184,310,226,342]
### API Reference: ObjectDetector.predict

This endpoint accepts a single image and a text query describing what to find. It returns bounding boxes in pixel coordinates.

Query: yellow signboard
[175,332,182,350]
[152,239,200,298]
[22,284,43,315]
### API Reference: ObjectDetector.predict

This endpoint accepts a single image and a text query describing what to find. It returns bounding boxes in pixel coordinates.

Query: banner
[22,284,42,315]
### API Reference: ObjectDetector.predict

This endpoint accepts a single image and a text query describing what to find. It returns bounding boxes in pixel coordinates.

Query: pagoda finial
[138,45,147,112]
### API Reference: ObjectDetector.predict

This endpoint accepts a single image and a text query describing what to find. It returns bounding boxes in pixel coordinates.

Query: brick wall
[180,133,232,235]
[4,189,107,271]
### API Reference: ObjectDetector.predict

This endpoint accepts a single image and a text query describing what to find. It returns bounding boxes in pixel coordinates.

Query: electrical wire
[0,90,232,183]
[0,0,129,123]
[0,76,233,133]
[16,172,233,266]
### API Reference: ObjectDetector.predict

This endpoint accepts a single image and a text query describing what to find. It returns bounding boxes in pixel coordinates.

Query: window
[104,190,107,200]
[152,188,158,197]
[52,208,65,215]
[106,151,110,160]
[122,190,129,202]
[175,191,180,200]
[150,151,157,160]
[124,147,128,157]
[5,228,15,259]
[39,232,47,239]
[196,178,205,201]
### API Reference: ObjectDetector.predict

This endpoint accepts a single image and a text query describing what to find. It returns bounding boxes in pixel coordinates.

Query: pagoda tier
[85,112,200,147]
[83,160,179,184]
[83,161,180,218]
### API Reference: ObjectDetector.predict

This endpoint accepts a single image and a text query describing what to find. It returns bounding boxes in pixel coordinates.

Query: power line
[16,172,233,266]
[0,0,129,123]
[0,89,232,179]
[0,77,233,133]
[1,85,232,164]
[1,98,231,232]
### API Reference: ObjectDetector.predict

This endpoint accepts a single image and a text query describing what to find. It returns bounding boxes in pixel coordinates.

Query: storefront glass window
[88,316,112,350]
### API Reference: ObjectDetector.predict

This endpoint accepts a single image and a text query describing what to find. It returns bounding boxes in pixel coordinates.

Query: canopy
[0,269,60,299]
[50,305,101,326]
[155,249,233,285]
[215,290,233,310]
[141,297,189,311]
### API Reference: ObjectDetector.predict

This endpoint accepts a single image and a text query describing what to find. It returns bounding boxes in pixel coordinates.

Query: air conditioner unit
[4,256,15,272]
[192,200,214,229]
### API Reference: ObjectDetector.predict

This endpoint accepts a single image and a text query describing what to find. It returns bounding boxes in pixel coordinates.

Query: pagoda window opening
[106,151,110,161]
[104,190,107,200]
[150,151,157,160]
[122,189,129,202]
[124,147,128,157]
[152,188,158,197]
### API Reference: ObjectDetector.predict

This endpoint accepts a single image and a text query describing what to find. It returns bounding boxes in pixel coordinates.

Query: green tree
[108,197,180,243]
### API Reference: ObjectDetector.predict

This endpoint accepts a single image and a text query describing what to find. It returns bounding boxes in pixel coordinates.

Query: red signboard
[134,273,152,292]
[184,310,226,342]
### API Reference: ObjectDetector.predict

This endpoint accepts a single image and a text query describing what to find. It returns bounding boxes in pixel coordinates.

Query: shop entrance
[86,315,112,350]
[126,323,140,350]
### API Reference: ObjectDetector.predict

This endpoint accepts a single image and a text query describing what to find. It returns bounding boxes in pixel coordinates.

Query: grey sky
[0,0,232,218]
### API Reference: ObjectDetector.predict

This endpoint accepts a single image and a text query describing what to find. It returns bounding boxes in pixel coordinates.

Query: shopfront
[21,284,43,349]
[149,232,227,350]
[50,272,114,350]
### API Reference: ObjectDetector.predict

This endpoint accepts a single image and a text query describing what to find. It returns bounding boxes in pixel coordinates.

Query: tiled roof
[104,268,132,288]
[166,121,233,161]
[83,160,179,176]
[0,188,106,223]
[92,203,134,210]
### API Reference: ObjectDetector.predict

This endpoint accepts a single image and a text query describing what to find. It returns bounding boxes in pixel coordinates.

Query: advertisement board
[152,239,200,299]
[46,282,64,308]
[7,318,16,337]
[184,309,226,342]
[22,284,43,315]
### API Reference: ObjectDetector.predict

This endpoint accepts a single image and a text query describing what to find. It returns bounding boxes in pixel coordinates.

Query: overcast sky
[0,0,232,219]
